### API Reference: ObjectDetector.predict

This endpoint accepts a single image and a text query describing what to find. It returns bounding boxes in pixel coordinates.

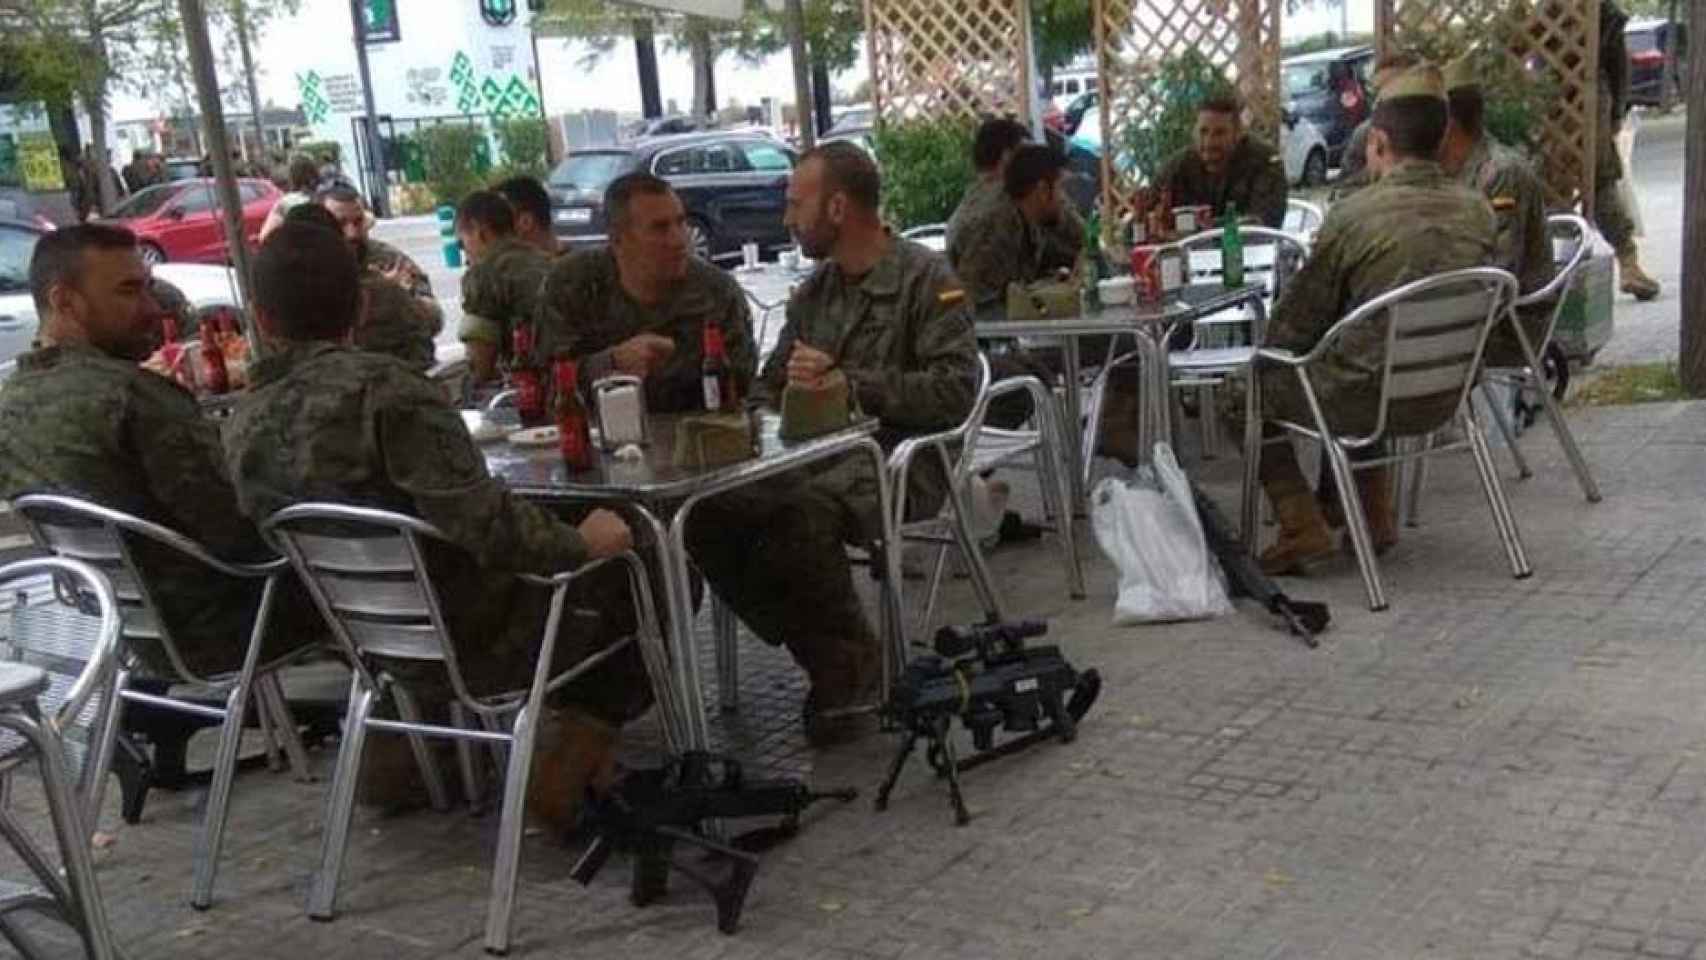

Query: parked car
[1066,90,1331,187]
[827,103,874,135]
[1626,18,1689,106]
[103,178,279,266]
[1281,45,1376,167]
[0,217,244,380]
[0,188,71,230]
[822,125,876,160]
[161,157,205,182]
[548,132,797,263]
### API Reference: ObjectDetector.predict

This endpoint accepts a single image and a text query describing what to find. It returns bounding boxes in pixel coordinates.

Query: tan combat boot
[527,709,619,840]
[1259,491,1335,576]
[1618,250,1661,301]
[1351,466,1399,557]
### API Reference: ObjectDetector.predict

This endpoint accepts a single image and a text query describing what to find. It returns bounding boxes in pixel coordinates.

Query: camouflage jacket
[357,237,441,372]
[535,249,757,414]
[1265,160,1496,422]
[0,344,276,675]
[948,193,1055,321]
[946,177,1082,282]
[1154,136,1289,228]
[755,238,977,442]
[224,341,587,575]
[458,236,554,367]
[1456,138,1554,365]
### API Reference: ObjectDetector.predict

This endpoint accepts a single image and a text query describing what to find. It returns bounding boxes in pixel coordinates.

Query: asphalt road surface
[1596,108,1687,366]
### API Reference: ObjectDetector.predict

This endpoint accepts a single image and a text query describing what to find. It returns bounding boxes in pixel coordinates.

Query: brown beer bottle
[553,359,595,472]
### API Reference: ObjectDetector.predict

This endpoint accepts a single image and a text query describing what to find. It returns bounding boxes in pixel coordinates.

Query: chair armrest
[1254,346,1305,367]
[516,551,644,589]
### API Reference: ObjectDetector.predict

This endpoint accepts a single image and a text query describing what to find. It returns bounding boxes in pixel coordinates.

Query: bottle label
[703,373,722,412]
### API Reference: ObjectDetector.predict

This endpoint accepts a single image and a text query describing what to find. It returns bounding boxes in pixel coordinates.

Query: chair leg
[1198,384,1219,460]
[189,678,254,910]
[1329,444,1388,612]
[1037,401,1086,600]
[712,594,739,714]
[1482,383,1533,480]
[942,469,1006,624]
[1464,407,1534,580]
[1404,434,1434,528]
[307,676,373,922]
[1239,376,1264,559]
[479,713,510,787]
[389,682,451,814]
[81,668,129,832]
[916,541,950,640]
[1531,371,1604,503]
[260,672,314,783]
[484,705,534,956]
[253,683,284,775]
[448,703,484,815]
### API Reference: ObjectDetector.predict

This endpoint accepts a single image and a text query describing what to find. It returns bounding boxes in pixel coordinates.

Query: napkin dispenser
[780,369,853,442]
[592,375,649,449]
[672,414,755,468]
[1005,280,1080,321]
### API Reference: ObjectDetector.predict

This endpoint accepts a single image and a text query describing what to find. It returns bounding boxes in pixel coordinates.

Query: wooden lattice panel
[1091,0,1281,227]
[862,0,1032,126]
[1377,0,1599,211]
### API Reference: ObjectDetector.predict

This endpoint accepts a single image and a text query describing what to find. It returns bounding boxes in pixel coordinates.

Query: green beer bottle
[1221,205,1245,289]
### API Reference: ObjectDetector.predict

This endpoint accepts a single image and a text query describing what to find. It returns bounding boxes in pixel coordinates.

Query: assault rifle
[875,619,1101,826]
[1188,482,1330,647]
[570,751,856,934]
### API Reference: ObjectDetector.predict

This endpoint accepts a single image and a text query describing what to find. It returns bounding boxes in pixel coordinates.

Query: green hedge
[417,124,489,208]
[493,117,550,180]
[871,118,976,230]
[296,140,341,165]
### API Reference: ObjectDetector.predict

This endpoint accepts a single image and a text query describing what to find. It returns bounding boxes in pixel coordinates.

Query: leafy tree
[1031,0,1093,88]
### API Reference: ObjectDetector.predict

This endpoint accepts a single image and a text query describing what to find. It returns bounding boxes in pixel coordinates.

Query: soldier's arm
[717,279,759,397]
[1249,150,1290,229]
[1263,214,1348,354]
[458,263,505,382]
[1492,166,1555,299]
[125,378,271,562]
[377,375,588,574]
[535,259,628,383]
[840,270,977,432]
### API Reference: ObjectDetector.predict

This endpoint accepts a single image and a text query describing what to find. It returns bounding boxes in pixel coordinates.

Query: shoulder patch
[1491,196,1517,211]
[938,288,966,306]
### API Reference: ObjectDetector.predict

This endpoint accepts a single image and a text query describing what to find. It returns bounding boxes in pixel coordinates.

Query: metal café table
[466,411,904,754]
[975,281,1269,505]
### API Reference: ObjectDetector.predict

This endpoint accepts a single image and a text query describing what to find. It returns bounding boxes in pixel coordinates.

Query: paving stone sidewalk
[3,400,1706,960]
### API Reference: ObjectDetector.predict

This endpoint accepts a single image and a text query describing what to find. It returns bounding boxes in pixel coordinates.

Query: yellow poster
[20,135,64,192]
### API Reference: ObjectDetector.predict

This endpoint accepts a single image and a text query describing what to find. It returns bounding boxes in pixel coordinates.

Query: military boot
[1618,250,1661,301]
[527,709,619,840]
[1259,491,1335,576]
[355,735,429,815]
[799,628,881,749]
[1348,466,1399,556]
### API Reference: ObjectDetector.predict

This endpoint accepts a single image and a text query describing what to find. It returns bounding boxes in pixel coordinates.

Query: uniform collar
[248,339,345,387]
[1381,158,1447,186]
[15,342,124,372]
[831,237,905,298]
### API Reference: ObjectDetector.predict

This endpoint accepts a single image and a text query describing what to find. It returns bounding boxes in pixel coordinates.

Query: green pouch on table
[780,369,854,443]
[1006,280,1079,321]
[672,414,755,469]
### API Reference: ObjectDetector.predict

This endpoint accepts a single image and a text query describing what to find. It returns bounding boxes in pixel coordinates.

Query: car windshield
[0,226,37,294]
[111,184,180,219]
[549,153,633,193]
[1284,64,1329,97]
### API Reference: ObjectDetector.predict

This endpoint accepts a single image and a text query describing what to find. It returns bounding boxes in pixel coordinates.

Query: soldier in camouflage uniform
[1248,67,1497,575]
[319,185,443,370]
[493,176,566,256]
[1441,57,1555,367]
[453,190,555,385]
[1332,51,1421,202]
[147,274,198,340]
[1154,94,1289,229]
[225,221,646,826]
[946,118,1082,279]
[1594,0,1661,301]
[685,143,978,746]
[535,174,757,412]
[0,224,314,677]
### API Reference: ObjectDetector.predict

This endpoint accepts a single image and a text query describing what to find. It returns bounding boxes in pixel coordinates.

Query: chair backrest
[11,494,276,686]
[1311,267,1518,442]
[886,354,992,525]
[0,555,123,806]
[1178,226,1309,299]
[1284,198,1324,238]
[264,503,474,705]
[1513,213,1593,358]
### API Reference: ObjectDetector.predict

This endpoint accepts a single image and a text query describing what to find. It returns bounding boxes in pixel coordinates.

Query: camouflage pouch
[780,369,853,442]
[672,413,756,469]
[1005,280,1080,321]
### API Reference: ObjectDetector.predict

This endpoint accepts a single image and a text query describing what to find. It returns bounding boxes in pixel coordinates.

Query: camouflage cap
[1443,53,1482,92]
[1377,64,1447,103]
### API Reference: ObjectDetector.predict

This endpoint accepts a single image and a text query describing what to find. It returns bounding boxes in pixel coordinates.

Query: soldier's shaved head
[253,221,362,342]
[30,224,157,362]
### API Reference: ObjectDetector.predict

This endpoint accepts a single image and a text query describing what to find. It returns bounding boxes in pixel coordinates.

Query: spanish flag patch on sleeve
[1491,196,1517,212]
[938,287,967,306]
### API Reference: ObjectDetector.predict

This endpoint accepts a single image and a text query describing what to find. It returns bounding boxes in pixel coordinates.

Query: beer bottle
[193,330,229,396]
[701,321,736,412]
[553,359,596,471]
[511,323,545,426]
[1221,204,1245,289]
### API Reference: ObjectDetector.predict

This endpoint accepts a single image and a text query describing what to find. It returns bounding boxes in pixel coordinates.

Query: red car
[105,178,280,266]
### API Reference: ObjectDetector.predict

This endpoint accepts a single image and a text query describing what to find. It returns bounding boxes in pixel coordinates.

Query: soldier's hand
[578,509,633,560]
[786,343,834,386]
[611,333,676,377]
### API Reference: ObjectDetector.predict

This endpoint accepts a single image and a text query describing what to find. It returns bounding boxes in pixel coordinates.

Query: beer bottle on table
[510,323,546,426]
[553,359,596,472]
[193,332,229,396]
[702,320,736,412]
[1220,204,1245,289]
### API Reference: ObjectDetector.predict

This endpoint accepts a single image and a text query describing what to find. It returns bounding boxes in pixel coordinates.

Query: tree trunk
[689,25,716,117]
[811,57,832,137]
[634,18,663,119]
[84,0,117,215]
[234,0,266,162]
[1681,0,1706,394]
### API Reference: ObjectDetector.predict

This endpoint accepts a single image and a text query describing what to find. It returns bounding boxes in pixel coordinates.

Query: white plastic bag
[1090,444,1232,624]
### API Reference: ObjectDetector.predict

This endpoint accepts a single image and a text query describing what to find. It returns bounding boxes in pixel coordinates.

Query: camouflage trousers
[686,451,948,709]
[1593,93,1636,257]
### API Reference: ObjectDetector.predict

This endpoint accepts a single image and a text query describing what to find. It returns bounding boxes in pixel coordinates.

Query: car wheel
[1302,148,1328,188]
[139,242,167,267]
[686,217,713,262]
